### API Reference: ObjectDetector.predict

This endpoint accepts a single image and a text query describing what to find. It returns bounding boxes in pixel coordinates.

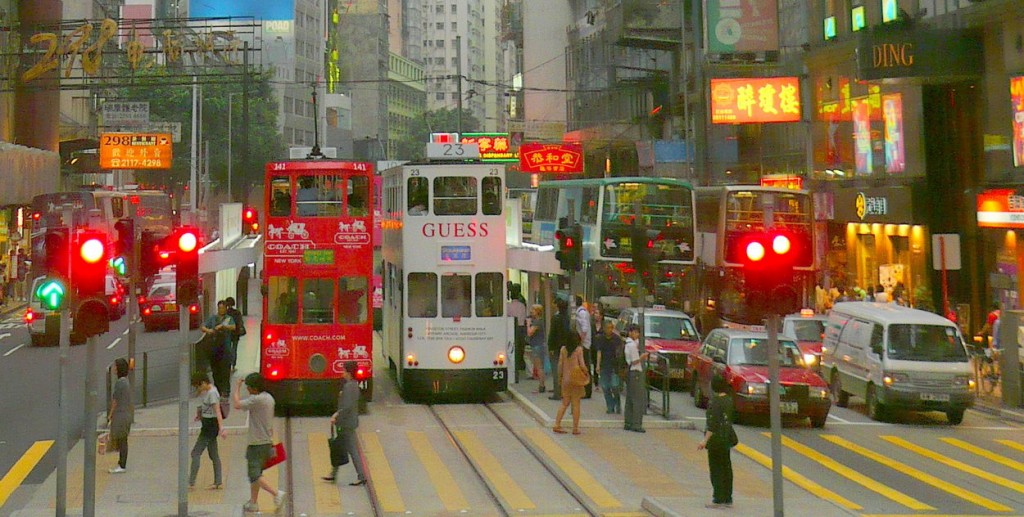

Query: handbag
[263,442,287,469]
[328,426,350,467]
[569,364,590,387]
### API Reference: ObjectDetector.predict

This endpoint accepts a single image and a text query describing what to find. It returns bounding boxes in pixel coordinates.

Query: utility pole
[242,42,251,199]
[690,0,707,185]
[189,78,199,215]
[456,35,463,135]
[55,205,73,517]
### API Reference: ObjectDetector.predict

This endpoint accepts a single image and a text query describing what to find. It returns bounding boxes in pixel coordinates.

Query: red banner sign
[711,77,801,124]
[518,143,584,173]
[1012,76,1024,168]
[978,189,1024,228]
[759,175,804,190]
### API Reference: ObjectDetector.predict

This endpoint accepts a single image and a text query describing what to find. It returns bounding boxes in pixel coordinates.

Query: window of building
[451,22,457,30]
[436,39,445,47]
[408,273,438,317]
[451,58,458,66]
[451,92,459,100]
[435,5,443,13]
[451,4,456,13]
[436,92,445,100]
[436,22,444,29]
[301,278,335,324]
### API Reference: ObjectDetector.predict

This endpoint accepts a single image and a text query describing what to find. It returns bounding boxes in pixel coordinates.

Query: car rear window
[645,315,699,340]
[790,319,825,341]
[149,286,173,298]
[728,338,803,367]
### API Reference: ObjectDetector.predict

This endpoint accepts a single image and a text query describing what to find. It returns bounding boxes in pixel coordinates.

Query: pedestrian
[590,302,605,390]
[508,285,528,377]
[189,372,226,489]
[594,320,624,414]
[233,373,286,513]
[107,358,133,473]
[527,304,547,393]
[573,295,593,398]
[623,324,649,433]
[323,362,367,486]
[202,301,236,401]
[873,285,889,303]
[553,331,586,435]
[225,297,246,371]
[547,297,570,401]
[697,374,737,509]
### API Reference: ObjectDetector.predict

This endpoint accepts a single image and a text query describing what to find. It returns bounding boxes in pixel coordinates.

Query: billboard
[100,133,173,169]
[705,0,779,53]
[1012,76,1024,167]
[710,77,801,124]
[459,133,518,162]
[519,143,583,173]
[189,0,294,20]
[852,97,873,175]
[882,94,905,173]
[978,189,1024,229]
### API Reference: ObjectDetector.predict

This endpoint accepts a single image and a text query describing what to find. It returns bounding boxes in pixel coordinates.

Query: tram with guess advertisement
[380,161,511,401]
[262,159,375,409]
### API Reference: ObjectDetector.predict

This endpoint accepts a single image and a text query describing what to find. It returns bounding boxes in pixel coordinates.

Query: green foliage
[395,108,481,161]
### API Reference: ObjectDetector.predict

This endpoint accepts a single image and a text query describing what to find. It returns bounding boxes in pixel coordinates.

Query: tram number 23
[493,369,505,381]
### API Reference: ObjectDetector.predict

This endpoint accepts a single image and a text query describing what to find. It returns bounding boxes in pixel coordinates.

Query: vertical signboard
[1012,76,1024,168]
[705,0,779,53]
[882,93,905,173]
[852,97,873,174]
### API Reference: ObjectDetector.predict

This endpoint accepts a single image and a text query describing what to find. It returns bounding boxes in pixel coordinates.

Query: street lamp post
[228,92,241,203]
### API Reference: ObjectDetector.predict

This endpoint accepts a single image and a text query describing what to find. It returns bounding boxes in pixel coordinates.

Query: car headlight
[952,375,973,388]
[883,371,910,386]
[810,388,830,399]
[743,382,767,396]
[803,353,818,366]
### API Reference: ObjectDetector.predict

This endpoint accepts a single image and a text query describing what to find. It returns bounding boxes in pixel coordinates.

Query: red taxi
[140,281,201,332]
[615,307,701,384]
[689,328,831,427]
[781,310,828,371]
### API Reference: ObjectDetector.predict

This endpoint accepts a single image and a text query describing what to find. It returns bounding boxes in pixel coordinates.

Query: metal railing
[645,353,670,418]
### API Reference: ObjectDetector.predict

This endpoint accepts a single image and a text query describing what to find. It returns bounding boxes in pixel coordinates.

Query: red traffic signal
[243,207,259,235]
[740,230,800,317]
[555,224,582,271]
[72,230,110,339]
[174,227,200,304]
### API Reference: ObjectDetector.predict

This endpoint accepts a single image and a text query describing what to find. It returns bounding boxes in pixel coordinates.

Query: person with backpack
[594,320,624,414]
[225,297,246,371]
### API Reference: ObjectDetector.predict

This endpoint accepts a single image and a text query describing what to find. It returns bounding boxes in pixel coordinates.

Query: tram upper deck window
[268,276,298,324]
[296,175,343,217]
[301,278,335,324]
[481,177,502,215]
[347,176,369,217]
[434,176,477,215]
[407,177,429,215]
[338,276,368,323]
[475,272,504,317]
[603,183,691,226]
[270,177,291,217]
[408,273,438,317]
[442,273,472,318]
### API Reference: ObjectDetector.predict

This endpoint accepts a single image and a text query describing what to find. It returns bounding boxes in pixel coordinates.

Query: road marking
[188,438,231,505]
[771,434,932,510]
[941,438,1024,473]
[827,413,851,423]
[0,440,54,507]
[407,431,469,511]
[360,431,405,512]
[307,432,342,513]
[883,435,1024,494]
[455,429,535,510]
[122,329,129,335]
[106,337,122,350]
[735,443,861,510]
[0,333,11,341]
[997,439,1024,453]
[524,427,621,508]
[3,344,24,357]
[822,435,1012,512]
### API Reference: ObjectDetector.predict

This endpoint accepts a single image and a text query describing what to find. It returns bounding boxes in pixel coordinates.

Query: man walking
[594,320,624,414]
[323,362,367,486]
[508,285,528,379]
[623,324,649,432]
[233,373,286,513]
[547,297,570,401]
[573,295,593,398]
[225,297,246,371]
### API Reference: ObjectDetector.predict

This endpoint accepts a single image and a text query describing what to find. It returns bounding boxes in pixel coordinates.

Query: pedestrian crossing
[2,426,1024,516]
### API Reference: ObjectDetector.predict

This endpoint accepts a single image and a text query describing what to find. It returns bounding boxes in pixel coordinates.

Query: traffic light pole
[127,225,140,390]
[83,335,99,517]
[767,313,784,517]
[55,204,72,517]
[178,305,190,517]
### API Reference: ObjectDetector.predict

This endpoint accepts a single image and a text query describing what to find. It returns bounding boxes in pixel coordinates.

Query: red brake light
[24,310,34,323]
[32,212,41,220]
[110,296,119,305]
[159,251,170,260]
[270,369,280,378]
[189,304,199,314]
[143,308,152,315]
[138,296,146,304]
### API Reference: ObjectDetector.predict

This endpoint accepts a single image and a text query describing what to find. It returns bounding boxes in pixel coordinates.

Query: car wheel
[830,370,849,408]
[810,414,827,428]
[946,408,965,425]
[866,384,886,422]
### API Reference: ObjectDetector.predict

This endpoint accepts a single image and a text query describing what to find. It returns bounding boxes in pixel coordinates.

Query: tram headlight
[448,346,466,364]
[406,354,418,367]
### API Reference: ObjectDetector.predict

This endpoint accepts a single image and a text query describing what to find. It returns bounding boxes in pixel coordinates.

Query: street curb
[507,384,699,430]
[641,496,679,517]
[1,301,27,319]
[95,400,250,437]
[971,400,1024,424]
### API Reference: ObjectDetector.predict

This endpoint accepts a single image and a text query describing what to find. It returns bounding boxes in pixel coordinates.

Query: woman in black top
[697,374,736,508]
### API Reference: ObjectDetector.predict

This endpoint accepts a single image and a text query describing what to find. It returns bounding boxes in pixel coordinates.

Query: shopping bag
[263,442,287,469]
[570,364,590,387]
[328,426,350,467]
[97,431,109,455]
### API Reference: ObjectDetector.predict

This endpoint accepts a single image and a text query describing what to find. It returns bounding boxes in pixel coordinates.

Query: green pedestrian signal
[36,279,66,311]
[109,256,127,276]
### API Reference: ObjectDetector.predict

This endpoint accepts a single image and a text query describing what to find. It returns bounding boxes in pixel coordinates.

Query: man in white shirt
[623,324,649,432]
[508,285,528,379]
[574,295,593,398]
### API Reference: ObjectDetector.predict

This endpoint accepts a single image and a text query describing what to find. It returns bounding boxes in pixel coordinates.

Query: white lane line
[106,337,122,350]
[3,344,25,357]
[827,413,851,423]
[0,333,11,341]
[122,328,129,336]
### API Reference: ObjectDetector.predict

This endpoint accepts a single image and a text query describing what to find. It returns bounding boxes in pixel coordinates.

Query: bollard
[105,364,112,416]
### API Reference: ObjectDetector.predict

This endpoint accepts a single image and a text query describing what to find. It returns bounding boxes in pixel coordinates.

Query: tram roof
[537,176,694,190]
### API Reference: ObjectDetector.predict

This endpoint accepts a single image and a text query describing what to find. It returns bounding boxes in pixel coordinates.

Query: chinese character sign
[99,133,173,170]
[519,143,583,174]
[882,94,905,173]
[459,133,518,162]
[711,77,801,124]
[1012,76,1024,168]
[978,189,1024,228]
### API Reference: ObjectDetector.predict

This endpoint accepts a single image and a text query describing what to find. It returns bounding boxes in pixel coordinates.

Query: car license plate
[781,401,799,414]
[163,303,176,311]
[921,393,950,402]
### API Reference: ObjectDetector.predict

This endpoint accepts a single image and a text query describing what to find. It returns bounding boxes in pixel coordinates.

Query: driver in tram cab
[296,176,319,216]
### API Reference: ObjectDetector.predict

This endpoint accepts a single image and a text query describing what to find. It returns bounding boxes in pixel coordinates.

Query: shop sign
[705,0,779,53]
[977,189,1024,228]
[856,192,888,220]
[834,187,913,223]
[518,143,583,173]
[852,97,873,174]
[459,133,518,162]
[102,102,149,127]
[1011,76,1024,167]
[856,30,982,81]
[760,175,803,190]
[710,77,801,124]
[99,133,173,169]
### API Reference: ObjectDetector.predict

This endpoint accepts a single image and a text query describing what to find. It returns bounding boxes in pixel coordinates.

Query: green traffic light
[35,279,66,311]
[109,256,127,276]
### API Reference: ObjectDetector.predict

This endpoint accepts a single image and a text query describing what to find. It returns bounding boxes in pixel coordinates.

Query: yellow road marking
[360,431,405,512]
[454,430,535,510]
[822,435,1012,512]
[942,438,1024,474]
[188,438,231,506]
[734,443,861,510]
[997,439,1024,454]
[883,436,1024,493]
[407,431,470,512]
[772,434,932,510]
[581,430,687,497]
[861,515,1024,517]
[651,429,770,498]
[524,428,622,508]
[0,441,53,507]
[307,432,342,513]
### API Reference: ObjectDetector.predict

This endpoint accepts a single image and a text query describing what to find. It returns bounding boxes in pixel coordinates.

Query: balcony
[607,0,683,50]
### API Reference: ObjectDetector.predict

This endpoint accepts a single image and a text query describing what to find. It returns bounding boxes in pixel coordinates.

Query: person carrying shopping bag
[323,362,367,486]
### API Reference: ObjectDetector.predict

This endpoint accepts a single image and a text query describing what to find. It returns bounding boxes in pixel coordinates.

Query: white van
[821,302,974,424]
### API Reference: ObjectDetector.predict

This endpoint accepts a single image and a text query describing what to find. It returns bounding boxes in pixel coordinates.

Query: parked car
[615,307,701,384]
[689,328,831,427]
[781,310,828,371]
[140,281,200,332]
[105,275,127,321]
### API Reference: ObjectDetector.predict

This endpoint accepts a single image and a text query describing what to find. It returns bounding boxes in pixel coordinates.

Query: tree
[394,107,481,161]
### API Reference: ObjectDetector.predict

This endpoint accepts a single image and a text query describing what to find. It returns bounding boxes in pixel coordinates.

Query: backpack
[615,337,628,375]
[231,311,246,337]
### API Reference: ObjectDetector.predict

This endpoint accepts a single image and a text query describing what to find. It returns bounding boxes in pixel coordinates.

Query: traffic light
[72,230,110,338]
[44,227,70,281]
[35,278,66,311]
[740,230,801,317]
[555,224,582,271]
[139,230,169,280]
[243,207,259,235]
[630,227,666,275]
[113,219,134,276]
[174,227,200,304]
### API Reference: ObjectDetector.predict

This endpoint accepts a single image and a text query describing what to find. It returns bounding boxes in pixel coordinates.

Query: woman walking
[697,375,737,508]
[108,358,133,474]
[553,332,587,435]
[189,373,226,489]
[527,304,547,392]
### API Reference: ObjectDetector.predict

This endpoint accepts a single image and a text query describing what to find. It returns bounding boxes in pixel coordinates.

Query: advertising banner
[1012,76,1024,167]
[882,93,905,173]
[189,0,295,20]
[852,97,873,174]
[978,189,1024,229]
[710,77,801,124]
[99,133,172,169]
[519,143,583,173]
[705,0,779,53]
[460,133,518,162]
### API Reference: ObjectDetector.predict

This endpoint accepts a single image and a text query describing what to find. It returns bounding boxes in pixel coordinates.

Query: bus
[124,190,174,236]
[380,161,511,400]
[694,185,815,329]
[261,159,375,410]
[523,177,698,314]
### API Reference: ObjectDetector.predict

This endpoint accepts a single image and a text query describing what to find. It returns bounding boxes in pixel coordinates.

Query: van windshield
[887,324,968,362]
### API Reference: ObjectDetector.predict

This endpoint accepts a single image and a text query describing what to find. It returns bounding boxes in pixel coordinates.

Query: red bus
[262,159,375,409]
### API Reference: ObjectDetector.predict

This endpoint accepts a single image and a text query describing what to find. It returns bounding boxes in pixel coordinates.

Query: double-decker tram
[261,159,375,410]
[524,177,698,313]
[694,186,815,330]
[380,161,510,401]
